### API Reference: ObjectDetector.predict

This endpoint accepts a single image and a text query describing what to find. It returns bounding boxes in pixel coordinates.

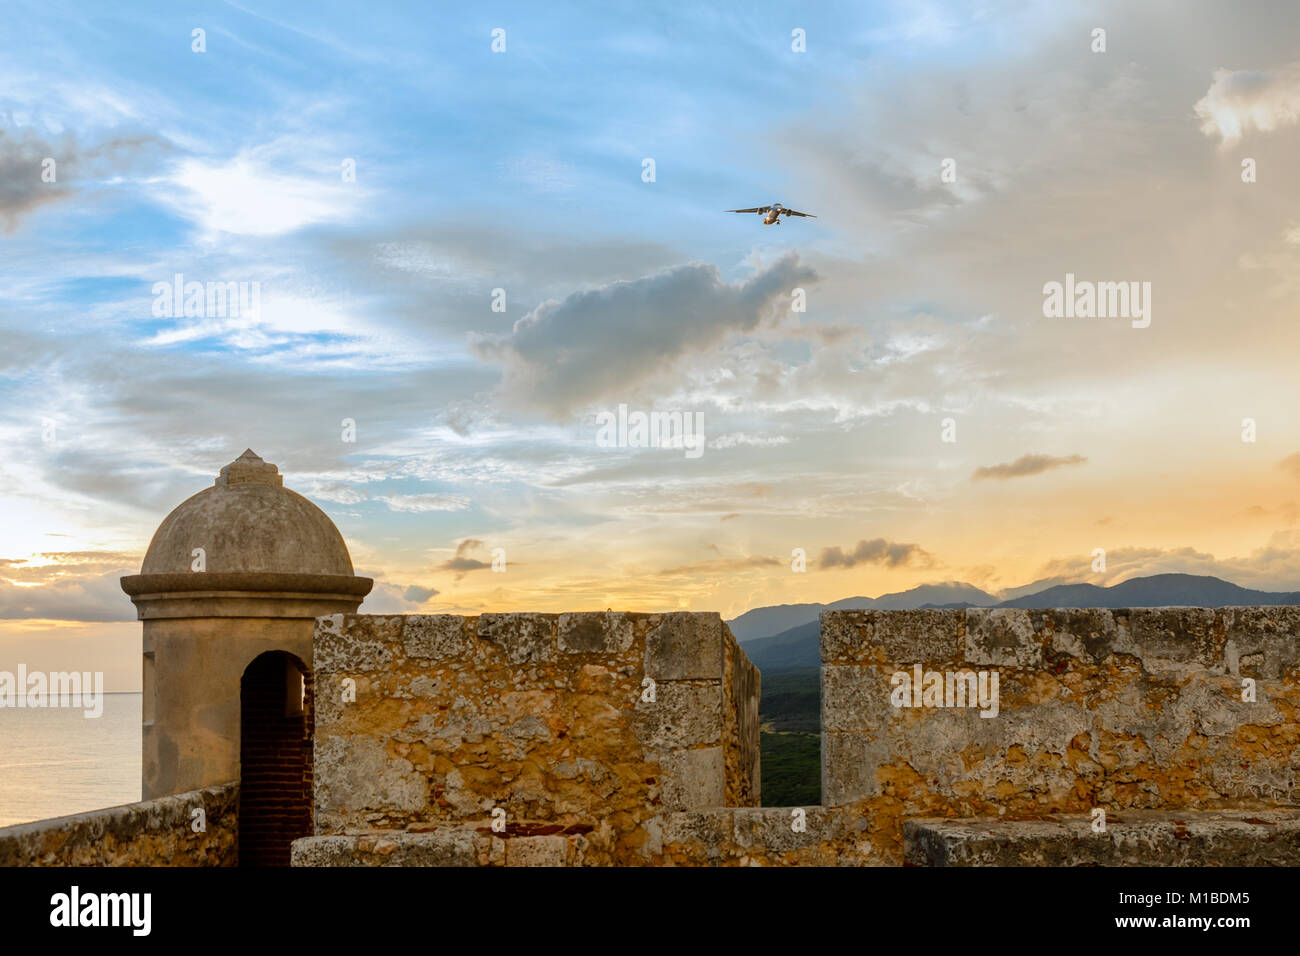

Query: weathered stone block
[732,807,839,851]
[645,612,723,679]
[504,835,568,867]
[403,615,474,659]
[1036,608,1119,663]
[1218,607,1300,679]
[965,608,1041,668]
[477,613,558,664]
[1123,607,1221,667]
[290,830,480,866]
[315,614,398,672]
[656,747,725,810]
[314,736,428,820]
[659,809,734,848]
[558,612,634,654]
[819,610,874,665]
[821,665,897,732]
[726,635,762,807]
[635,682,723,749]
[820,609,964,665]
[822,733,895,806]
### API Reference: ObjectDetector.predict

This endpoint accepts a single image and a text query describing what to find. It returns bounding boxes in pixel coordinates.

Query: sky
[3,0,1300,691]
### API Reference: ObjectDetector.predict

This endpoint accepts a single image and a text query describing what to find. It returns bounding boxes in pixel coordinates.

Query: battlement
[311,611,760,852]
[299,605,1300,866]
[7,605,1300,867]
[819,606,1300,861]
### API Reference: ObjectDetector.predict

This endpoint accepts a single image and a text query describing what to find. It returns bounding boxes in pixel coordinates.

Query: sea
[0,693,142,828]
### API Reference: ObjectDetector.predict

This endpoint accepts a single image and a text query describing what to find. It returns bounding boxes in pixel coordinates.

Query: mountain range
[730,573,1300,674]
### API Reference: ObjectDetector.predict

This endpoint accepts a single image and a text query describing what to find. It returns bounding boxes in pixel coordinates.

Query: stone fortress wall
[295,610,760,866]
[291,605,1300,866]
[4,605,1300,866]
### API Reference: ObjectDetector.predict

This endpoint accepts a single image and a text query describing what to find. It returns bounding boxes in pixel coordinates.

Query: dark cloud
[402,584,439,603]
[438,539,492,578]
[818,538,931,570]
[0,127,170,232]
[471,254,818,418]
[0,571,134,622]
[972,453,1087,481]
[0,129,70,230]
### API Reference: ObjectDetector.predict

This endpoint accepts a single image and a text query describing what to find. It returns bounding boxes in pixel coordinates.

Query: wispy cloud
[162,141,365,236]
[374,493,470,513]
[818,538,932,570]
[437,539,494,578]
[972,454,1087,481]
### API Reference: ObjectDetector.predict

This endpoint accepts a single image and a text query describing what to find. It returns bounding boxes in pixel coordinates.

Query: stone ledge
[291,830,481,867]
[0,782,238,867]
[904,810,1300,866]
[291,823,607,867]
[658,808,884,865]
[820,606,1300,674]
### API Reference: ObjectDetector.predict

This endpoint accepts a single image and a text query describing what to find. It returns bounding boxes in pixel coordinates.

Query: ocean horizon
[0,692,142,828]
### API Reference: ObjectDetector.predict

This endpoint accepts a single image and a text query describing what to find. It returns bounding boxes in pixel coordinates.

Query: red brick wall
[239,652,313,866]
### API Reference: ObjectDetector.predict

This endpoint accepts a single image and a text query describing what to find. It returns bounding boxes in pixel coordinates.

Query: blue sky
[6,0,1300,688]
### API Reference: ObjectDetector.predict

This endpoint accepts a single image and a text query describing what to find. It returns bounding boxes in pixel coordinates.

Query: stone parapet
[904,810,1300,866]
[311,611,760,851]
[820,607,1300,864]
[0,783,238,867]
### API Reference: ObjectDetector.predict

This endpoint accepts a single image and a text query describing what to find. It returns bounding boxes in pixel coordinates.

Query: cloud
[0,127,168,231]
[818,538,932,570]
[437,539,493,578]
[1279,453,1300,481]
[403,584,439,603]
[0,571,134,622]
[471,254,818,418]
[972,453,1087,481]
[373,493,470,513]
[1195,63,1300,143]
[305,484,471,514]
[0,129,70,230]
[709,433,791,450]
[357,580,437,614]
[163,141,365,236]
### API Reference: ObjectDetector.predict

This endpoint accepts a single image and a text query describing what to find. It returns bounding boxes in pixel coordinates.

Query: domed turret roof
[139,450,354,576]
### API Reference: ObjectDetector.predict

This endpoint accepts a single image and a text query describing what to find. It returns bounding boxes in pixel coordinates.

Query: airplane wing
[781,208,817,218]
[726,206,771,213]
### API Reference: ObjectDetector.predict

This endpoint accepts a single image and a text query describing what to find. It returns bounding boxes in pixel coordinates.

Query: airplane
[725,202,817,225]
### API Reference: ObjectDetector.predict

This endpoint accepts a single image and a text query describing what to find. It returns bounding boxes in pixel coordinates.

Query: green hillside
[759,667,821,805]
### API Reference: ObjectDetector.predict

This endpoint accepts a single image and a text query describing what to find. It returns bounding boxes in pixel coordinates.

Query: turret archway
[238,650,313,867]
